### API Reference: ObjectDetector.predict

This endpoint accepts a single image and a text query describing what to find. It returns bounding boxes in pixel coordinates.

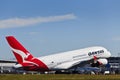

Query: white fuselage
[38,46,111,70]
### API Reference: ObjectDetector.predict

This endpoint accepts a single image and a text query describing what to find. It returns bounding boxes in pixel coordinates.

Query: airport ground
[0,74,120,80]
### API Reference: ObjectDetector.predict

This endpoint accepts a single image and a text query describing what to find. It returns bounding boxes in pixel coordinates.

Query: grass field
[0,74,120,80]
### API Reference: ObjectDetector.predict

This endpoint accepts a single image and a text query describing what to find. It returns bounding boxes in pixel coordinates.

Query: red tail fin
[6,36,33,64]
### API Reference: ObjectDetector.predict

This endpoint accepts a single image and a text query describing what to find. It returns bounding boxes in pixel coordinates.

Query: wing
[54,59,93,69]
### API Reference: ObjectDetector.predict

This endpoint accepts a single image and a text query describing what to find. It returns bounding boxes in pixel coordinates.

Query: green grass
[0,74,120,80]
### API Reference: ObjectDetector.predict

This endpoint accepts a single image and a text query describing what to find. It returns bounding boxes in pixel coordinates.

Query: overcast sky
[0,0,120,59]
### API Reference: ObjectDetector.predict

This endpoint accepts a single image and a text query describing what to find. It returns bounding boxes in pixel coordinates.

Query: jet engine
[91,58,108,67]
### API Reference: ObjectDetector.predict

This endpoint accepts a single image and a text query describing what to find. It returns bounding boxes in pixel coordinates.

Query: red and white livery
[6,36,111,71]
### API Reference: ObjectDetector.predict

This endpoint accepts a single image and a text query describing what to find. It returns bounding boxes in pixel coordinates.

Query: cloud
[0,14,76,29]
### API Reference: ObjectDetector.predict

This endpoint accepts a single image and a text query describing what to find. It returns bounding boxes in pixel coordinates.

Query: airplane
[6,36,111,72]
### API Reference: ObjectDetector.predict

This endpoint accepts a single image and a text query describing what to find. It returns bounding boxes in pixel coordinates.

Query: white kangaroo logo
[11,47,39,67]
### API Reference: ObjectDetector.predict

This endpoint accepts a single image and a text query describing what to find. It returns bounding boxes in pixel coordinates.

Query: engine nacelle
[91,58,108,67]
[97,58,108,65]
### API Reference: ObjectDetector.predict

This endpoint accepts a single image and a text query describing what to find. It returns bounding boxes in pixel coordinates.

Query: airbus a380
[6,36,111,72]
